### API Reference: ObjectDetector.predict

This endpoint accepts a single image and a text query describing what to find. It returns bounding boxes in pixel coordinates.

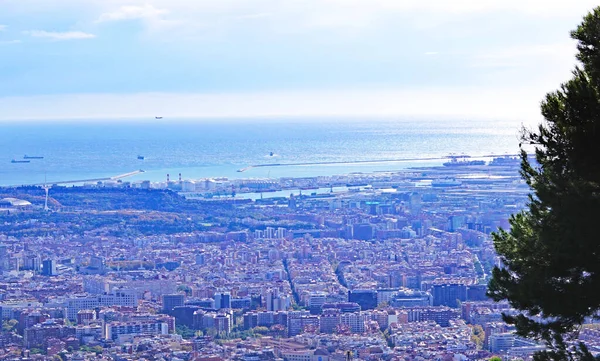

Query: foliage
[490,357,502,361]
[2,319,18,333]
[487,6,600,361]
[471,325,485,350]
[176,324,196,339]
[177,285,192,296]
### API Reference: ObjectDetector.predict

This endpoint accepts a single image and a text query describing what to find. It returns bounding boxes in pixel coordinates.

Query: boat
[137,155,145,160]
[23,155,44,159]
[269,152,274,156]
[443,159,485,167]
[155,116,163,119]
[11,159,30,163]
[488,156,520,166]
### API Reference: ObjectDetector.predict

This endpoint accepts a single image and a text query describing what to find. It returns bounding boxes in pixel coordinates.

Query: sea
[0,117,527,187]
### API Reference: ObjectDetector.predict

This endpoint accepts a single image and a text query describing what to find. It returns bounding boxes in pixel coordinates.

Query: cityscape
[2,1,600,361]
[0,158,596,360]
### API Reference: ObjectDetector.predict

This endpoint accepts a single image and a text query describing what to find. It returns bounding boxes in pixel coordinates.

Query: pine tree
[487,7,600,361]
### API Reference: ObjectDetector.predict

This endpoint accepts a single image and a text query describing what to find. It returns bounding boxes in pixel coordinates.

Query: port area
[178,161,524,201]
[0,160,525,214]
[236,154,520,172]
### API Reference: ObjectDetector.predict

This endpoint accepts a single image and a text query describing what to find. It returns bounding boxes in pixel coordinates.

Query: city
[0,159,595,360]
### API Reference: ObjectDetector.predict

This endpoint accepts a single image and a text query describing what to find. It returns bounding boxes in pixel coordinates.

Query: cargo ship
[488,156,520,166]
[11,159,30,163]
[137,155,145,160]
[23,155,44,159]
[443,159,485,167]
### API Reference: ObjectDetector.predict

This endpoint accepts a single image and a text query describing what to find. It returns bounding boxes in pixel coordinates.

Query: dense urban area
[1,158,598,361]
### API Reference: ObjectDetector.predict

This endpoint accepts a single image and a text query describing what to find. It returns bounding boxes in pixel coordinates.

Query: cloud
[0,25,7,31]
[233,13,272,20]
[25,30,96,41]
[470,42,577,69]
[97,4,168,22]
[0,40,22,45]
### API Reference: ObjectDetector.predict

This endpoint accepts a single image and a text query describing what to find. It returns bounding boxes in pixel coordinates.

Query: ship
[443,159,485,167]
[23,155,44,159]
[137,155,145,160]
[488,156,521,166]
[155,116,163,119]
[11,159,30,163]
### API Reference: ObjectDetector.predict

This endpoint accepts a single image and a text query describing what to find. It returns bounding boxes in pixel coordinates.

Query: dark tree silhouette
[488,7,600,361]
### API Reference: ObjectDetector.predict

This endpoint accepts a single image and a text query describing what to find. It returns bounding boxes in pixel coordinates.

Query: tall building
[308,293,327,315]
[214,292,231,309]
[42,259,58,276]
[348,290,377,310]
[340,312,367,333]
[23,255,41,272]
[162,294,185,313]
[195,252,205,265]
[432,283,468,307]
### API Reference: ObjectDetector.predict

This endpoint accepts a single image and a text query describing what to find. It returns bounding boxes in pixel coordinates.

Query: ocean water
[0,118,524,186]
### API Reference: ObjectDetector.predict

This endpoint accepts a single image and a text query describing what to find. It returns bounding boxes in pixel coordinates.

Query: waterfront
[0,118,525,186]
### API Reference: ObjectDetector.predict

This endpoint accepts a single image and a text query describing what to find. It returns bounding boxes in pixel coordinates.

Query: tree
[2,319,18,333]
[487,7,600,361]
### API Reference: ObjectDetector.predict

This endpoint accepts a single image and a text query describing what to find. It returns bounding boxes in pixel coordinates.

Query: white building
[62,291,138,320]
[104,320,168,341]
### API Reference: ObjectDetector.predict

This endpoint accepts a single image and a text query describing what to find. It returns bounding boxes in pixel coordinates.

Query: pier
[237,154,519,172]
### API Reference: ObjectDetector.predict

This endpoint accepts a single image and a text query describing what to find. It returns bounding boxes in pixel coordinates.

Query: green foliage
[177,285,192,296]
[490,357,502,361]
[2,319,18,333]
[488,6,600,361]
[30,348,44,355]
[176,324,196,339]
[471,325,485,350]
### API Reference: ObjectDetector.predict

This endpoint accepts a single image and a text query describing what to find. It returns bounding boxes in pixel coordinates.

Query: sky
[0,0,598,121]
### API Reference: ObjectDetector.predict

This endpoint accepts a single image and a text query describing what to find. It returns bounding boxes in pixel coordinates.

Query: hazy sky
[0,0,597,121]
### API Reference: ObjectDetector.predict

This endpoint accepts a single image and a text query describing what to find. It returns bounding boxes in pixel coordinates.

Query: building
[24,323,75,348]
[348,290,377,310]
[214,292,231,309]
[405,307,460,327]
[319,309,340,333]
[214,313,232,334]
[490,333,515,353]
[76,310,96,325]
[42,259,58,277]
[432,283,468,307]
[64,292,138,320]
[308,293,327,314]
[340,312,367,333]
[104,320,168,341]
[162,294,185,313]
[23,255,41,272]
[321,302,361,314]
[287,311,317,336]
